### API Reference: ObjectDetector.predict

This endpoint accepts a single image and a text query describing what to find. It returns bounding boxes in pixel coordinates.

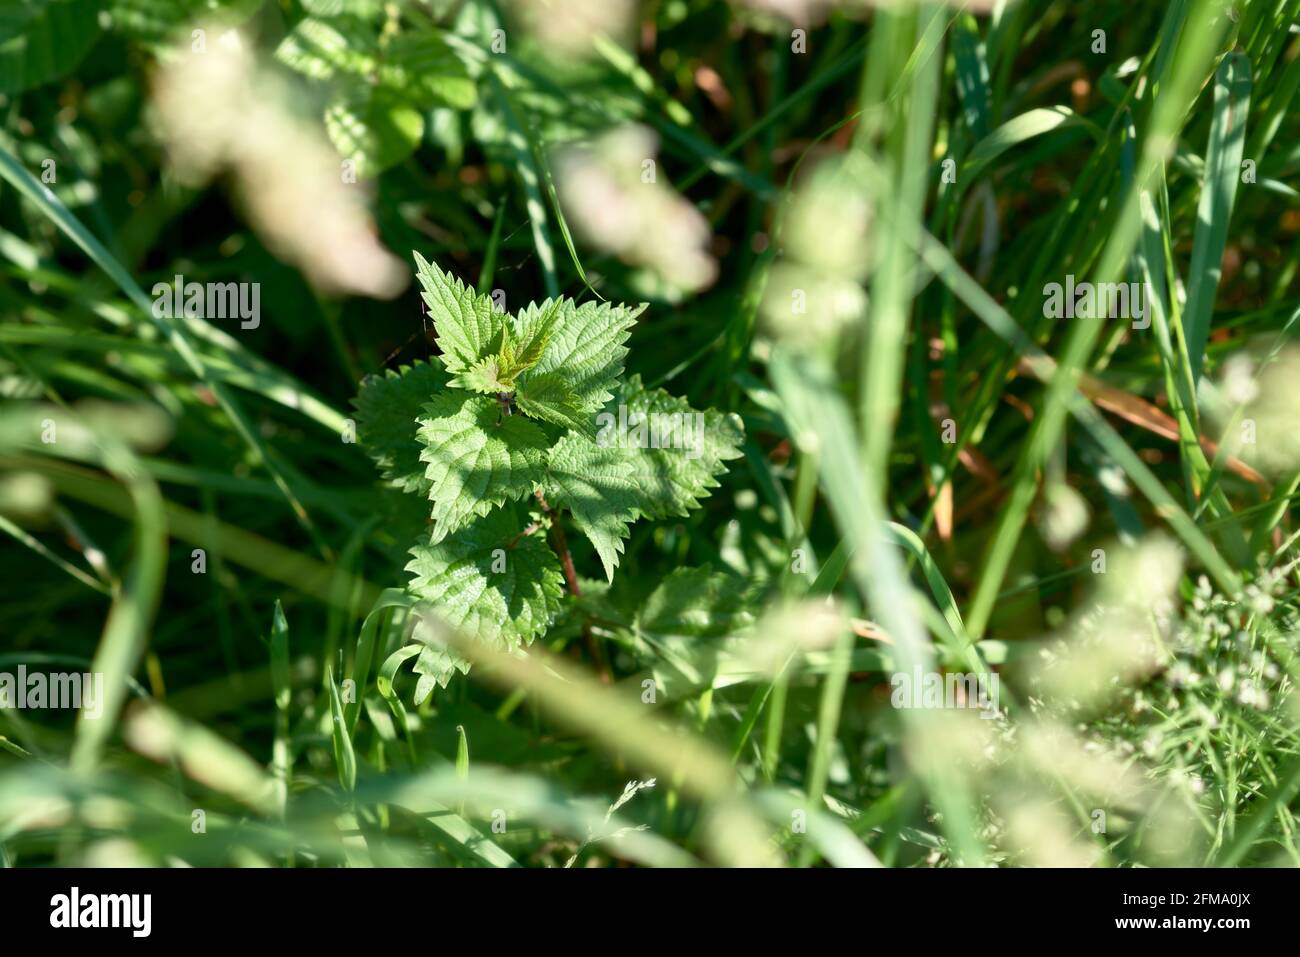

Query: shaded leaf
[0,0,100,94]
[353,359,448,495]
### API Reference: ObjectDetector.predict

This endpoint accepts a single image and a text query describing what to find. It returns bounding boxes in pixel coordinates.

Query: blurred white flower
[733,598,845,676]
[1212,347,1300,476]
[0,471,53,520]
[508,0,637,58]
[554,125,717,295]
[1036,482,1090,552]
[151,28,407,300]
[1029,536,1184,712]
[741,0,841,25]
[1020,722,1144,804]
[1166,659,1199,688]
[82,838,153,868]
[736,0,995,27]
[1221,353,1259,405]
[783,159,873,280]
[1237,680,1270,711]
[760,155,872,344]
[1000,796,1104,867]
[760,263,867,342]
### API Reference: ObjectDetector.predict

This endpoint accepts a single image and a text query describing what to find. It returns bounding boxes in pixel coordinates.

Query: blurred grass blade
[269,601,291,821]
[962,107,1099,182]
[325,664,357,793]
[0,145,330,555]
[346,589,413,732]
[486,71,559,298]
[1183,52,1251,382]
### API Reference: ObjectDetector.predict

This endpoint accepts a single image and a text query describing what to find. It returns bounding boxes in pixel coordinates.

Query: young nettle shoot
[354,254,743,699]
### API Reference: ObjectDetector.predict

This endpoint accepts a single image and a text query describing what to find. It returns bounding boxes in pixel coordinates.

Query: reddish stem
[547,511,582,598]
[535,490,610,682]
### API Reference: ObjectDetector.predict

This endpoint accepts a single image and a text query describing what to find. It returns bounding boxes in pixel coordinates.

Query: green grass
[1,0,1300,868]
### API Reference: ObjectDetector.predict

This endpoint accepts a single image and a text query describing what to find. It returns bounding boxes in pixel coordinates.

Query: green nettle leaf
[454,305,559,395]
[597,374,745,519]
[514,372,591,435]
[410,640,470,704]
[460,356,510,396]
[637,567,758,640]
[545,433,639,581]
[506,300,561,375]
[514,299,643,415]
[0,0,101,94]
[540,378,743,580]
[634,566,760,699]
[415,252,502,380]
[418,392,548,542]
[353,359,448,495]
[405,507,564,687]
[356,257,744,696]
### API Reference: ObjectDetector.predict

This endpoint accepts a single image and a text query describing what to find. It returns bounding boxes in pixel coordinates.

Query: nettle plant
[355,255,743,699]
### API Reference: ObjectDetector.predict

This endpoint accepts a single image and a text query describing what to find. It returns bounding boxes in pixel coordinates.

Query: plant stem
[548,513,582,598]
[535,491,580,597]
[536,490,611,682]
